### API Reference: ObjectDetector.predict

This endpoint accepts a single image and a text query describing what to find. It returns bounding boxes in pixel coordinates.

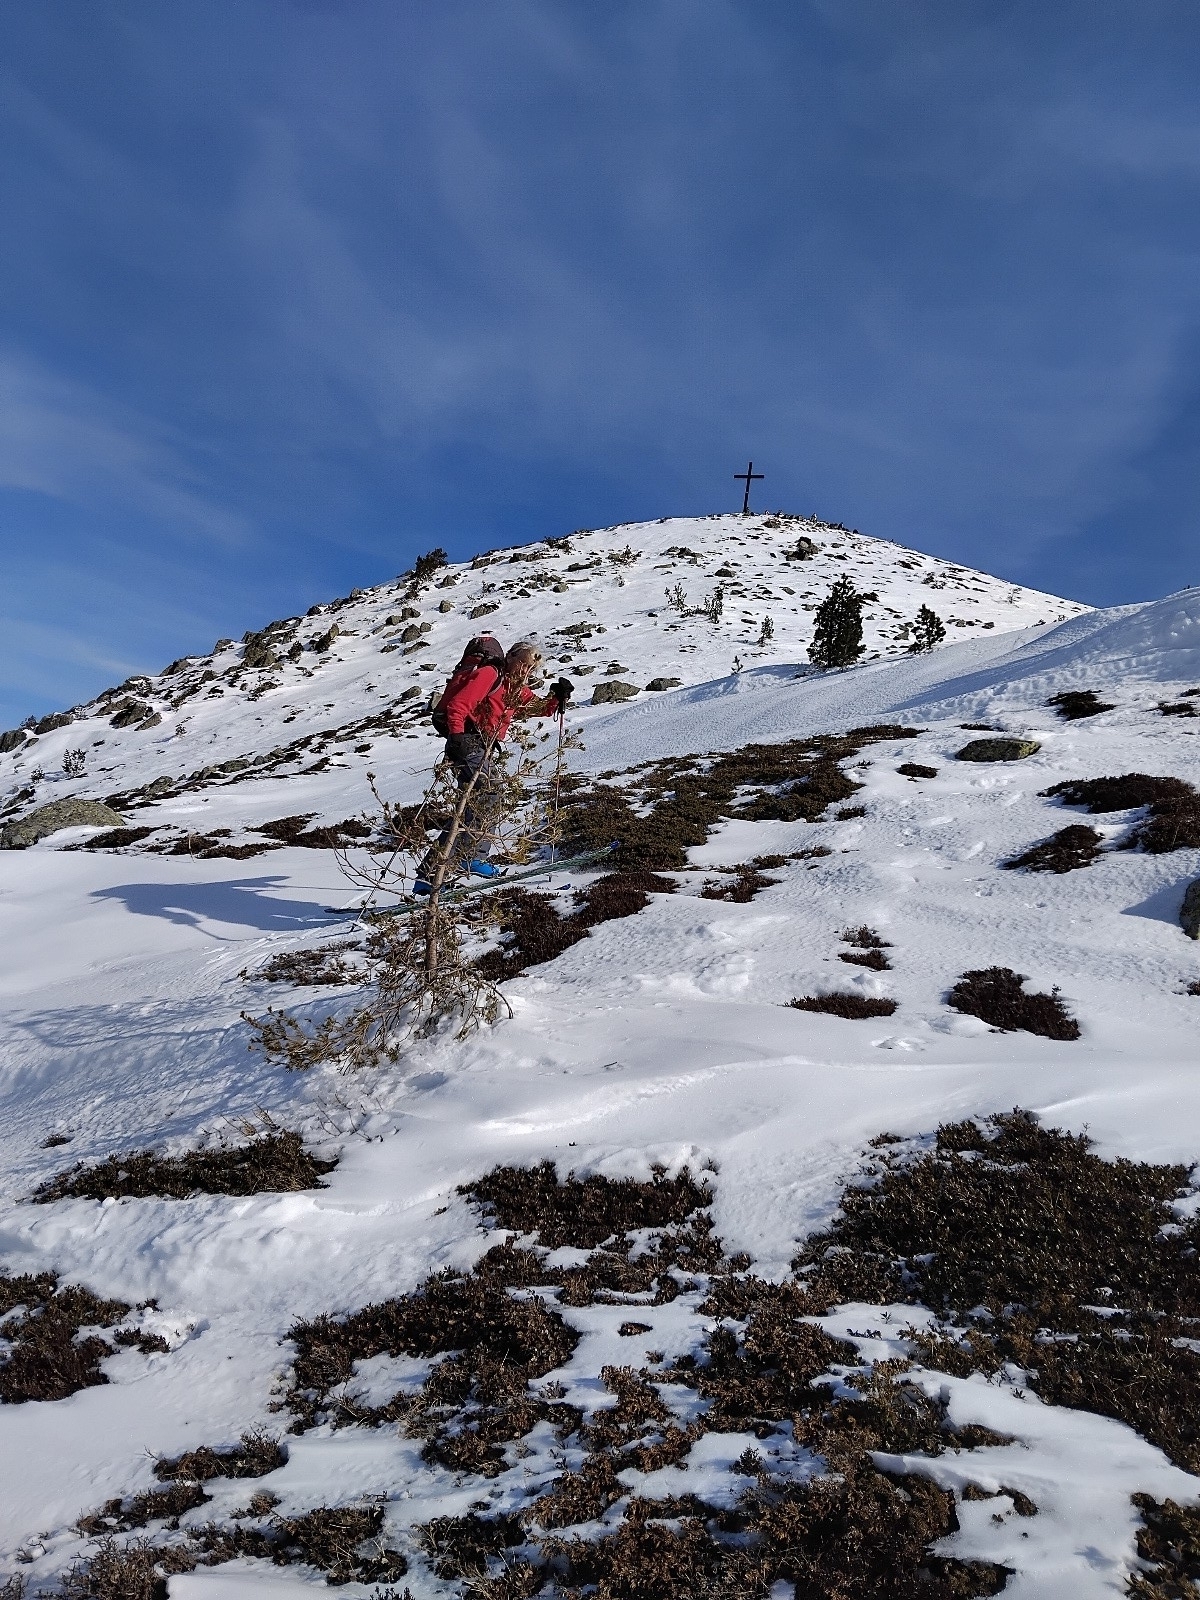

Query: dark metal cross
[734,460,763,515]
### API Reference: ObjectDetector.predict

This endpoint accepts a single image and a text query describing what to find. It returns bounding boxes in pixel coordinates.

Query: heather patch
[789,993,898,1018]
[1001,823,1104,874]
[946,966,1080,1039]
[0,1273,164,1405]
[34,1132,337,1202]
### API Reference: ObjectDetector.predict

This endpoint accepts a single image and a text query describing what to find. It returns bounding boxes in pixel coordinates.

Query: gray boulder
[110,701,155,729]
[645,677,682,692]
[1,799,127,850]
[0,729,27,753]
[34,711,73,734]
[591,681,640,705]
[1181,879,1200,941]
[956,738,1041,762]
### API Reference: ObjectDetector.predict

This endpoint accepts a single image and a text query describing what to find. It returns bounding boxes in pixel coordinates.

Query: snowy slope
[0,513,1086,848]
[4,518,1200,1598]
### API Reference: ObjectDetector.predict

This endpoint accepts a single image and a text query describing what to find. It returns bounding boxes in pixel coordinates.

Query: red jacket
[441,664,554,741]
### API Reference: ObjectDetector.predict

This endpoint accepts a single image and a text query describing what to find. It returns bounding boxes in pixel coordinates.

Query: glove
[550,677,574,711]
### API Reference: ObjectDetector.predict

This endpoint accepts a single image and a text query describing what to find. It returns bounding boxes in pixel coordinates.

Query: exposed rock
[470,602,500,620]
[110,701,155,729]
[786,536,820,560]
[645,677,682,692]
[146,776,174,796]
[310,626,339,653]
[1182,880,1200,941]
[591,681,640,705]
[400,625,423,644]
[34,712,74,734]
[956,738,1041,762]
[0,729,27,753]
[139,712,163,730]
[1,799,127,850]
[438,599,454,612]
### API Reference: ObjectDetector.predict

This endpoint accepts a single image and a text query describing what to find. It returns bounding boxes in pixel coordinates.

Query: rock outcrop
[956,738,1041,762]
[591,681,640,705]
[1,799,128,850]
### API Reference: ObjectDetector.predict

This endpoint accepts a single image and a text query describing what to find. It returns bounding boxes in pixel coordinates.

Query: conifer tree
[908,604,946,654]
[808,577,865,668]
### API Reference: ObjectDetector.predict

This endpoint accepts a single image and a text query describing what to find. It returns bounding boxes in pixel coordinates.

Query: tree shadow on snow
[91,876,330,937]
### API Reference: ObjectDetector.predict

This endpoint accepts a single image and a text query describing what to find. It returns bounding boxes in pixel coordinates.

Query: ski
[322,842,620,919]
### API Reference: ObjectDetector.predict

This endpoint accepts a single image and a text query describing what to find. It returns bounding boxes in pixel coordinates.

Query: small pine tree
[808,577,865,668]
[908,604,946,654]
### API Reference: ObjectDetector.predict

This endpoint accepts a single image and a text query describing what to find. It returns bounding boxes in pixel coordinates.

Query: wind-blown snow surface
[2,521,1199,1596]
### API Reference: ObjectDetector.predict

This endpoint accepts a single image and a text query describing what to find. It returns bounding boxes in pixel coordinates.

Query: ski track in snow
[1,515,1199,1595]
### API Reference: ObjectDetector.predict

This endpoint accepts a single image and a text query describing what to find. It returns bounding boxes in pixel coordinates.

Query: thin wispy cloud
[2,0,1200,726]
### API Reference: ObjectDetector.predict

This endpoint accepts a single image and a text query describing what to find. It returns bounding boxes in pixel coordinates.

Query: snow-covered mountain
[4,514,1200,1600]
[0,513,1085,845]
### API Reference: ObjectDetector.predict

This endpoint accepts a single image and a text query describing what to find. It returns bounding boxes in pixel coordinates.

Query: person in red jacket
[415,641,572,893]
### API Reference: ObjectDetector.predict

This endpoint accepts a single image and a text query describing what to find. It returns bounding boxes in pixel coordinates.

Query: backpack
[430,635,505,736]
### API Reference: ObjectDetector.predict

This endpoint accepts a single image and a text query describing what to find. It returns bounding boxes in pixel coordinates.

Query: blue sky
[3,1,1200,726]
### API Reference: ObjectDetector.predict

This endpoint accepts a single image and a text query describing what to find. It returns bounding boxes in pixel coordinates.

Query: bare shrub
[34,1132,336,1202]
[156,1429,286,1483]
[242,944,360,986]
[789,993,897,1018]
[1042,773,1192,812]
[0,1273,149,1403]
[1002,824,1104,874]
[462,1161,713,1248]
[245,722,572,1067]
[1047,690,1114,719]
[946,966,1080,1039]
[840,947,891,970]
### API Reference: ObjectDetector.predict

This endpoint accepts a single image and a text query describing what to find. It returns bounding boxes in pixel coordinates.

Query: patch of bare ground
[0,1273,164,1404]
[947,966,1080,1039]
[33,1131,337,1202]
[898,762,938,779]
[789,993,898,1018]
[1001,823,1104,874]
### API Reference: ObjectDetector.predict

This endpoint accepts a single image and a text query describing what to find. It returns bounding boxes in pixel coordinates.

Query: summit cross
[734,460,764,515]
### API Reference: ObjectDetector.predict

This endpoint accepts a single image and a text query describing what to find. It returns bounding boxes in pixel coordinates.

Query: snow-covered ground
[2,516,1198,1597]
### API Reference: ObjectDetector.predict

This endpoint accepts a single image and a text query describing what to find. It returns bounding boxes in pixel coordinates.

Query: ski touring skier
[414,636,573,895]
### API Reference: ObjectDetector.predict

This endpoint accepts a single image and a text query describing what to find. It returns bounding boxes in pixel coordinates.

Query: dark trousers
[418,738,500,880]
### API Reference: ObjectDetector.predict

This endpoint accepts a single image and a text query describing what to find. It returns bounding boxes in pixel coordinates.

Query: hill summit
[0,512,1085,833]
